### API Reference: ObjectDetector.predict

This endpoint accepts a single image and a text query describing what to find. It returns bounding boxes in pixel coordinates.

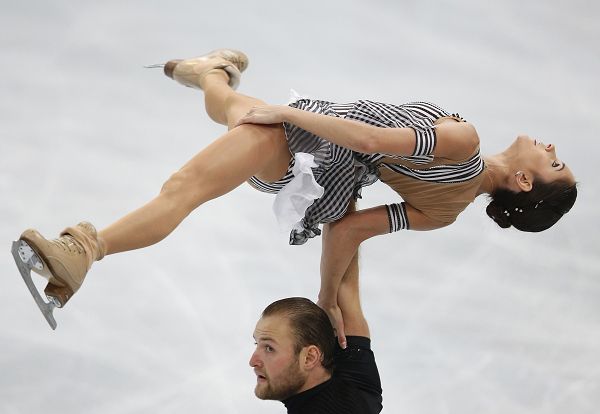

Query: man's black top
[282,336,383,414]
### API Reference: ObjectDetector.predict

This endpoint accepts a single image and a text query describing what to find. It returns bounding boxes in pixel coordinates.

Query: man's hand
[317,299,347,349]
[235,105,290,126]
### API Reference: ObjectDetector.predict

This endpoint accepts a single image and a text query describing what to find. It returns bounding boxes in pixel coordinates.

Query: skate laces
[218,51,244,70]
[53,234,85,254]
[228,56,245,70]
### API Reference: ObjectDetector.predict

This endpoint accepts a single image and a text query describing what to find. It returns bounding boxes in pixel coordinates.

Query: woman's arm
[236,105,479,160]
[319,204,448,303]
[319,204,450,346]
[319,206,389,307]
[322,240,369,349]
[318,205,387,348]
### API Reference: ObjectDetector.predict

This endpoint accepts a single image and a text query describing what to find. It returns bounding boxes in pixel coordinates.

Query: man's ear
[515,170,533,192]
[301,345,323,370]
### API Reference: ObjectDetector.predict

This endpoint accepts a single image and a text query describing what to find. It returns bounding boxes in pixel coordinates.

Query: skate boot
[11,222,106,329]
[148,48,249,90]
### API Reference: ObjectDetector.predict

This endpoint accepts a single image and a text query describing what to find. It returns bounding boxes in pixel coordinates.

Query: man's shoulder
[332,336,383,413]
[333,336,375,369]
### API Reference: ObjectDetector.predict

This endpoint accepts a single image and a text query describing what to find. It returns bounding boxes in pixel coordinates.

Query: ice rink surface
[1,1,599,413]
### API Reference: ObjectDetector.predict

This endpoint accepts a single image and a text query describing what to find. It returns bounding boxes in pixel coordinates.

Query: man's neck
[296,369,332,394]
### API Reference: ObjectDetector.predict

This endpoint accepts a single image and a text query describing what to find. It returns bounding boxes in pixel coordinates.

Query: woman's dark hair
[486,179,577,232]
[262,297,335,373]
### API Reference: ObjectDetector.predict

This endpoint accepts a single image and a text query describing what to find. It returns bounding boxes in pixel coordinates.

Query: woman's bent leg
[201,71,268,130]
[99,123,290,255]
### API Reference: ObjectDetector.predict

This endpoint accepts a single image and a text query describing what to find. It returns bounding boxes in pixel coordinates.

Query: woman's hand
[317,298,347,349]
[235,105,290,126]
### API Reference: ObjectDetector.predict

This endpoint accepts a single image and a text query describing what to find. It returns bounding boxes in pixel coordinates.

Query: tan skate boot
[163,48,249,90]
[19,222,106,308]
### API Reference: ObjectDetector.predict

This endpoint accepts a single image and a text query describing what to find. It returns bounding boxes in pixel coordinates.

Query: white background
[1,1,599,413]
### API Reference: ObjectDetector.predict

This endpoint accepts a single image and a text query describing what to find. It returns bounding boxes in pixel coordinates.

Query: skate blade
[11,240,58,330]
[143,63,165,69]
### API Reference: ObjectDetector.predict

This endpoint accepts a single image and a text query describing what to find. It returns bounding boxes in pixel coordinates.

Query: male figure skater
[250,247,383,413]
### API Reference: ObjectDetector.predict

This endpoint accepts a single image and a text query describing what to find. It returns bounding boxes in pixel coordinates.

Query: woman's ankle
[202,70,230,90]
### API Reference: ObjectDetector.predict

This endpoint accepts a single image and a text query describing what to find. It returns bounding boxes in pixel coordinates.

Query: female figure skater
[14,49,577,335]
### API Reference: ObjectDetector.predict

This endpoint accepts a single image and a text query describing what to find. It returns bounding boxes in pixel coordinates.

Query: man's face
[249,315,308,400]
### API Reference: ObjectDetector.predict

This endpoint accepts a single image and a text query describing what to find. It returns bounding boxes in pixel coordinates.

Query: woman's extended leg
[99,122,288,254]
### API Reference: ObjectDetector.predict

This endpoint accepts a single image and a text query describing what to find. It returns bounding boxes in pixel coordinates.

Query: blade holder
[11,240,58,330]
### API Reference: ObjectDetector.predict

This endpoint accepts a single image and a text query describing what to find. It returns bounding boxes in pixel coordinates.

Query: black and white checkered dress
[248,98,482,245]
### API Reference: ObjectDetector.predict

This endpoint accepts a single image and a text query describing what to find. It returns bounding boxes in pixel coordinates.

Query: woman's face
[510,135,575,185]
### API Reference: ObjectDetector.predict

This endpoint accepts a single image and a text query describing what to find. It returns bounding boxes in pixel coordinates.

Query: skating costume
[282,336,383,414]
[248,99,485,244]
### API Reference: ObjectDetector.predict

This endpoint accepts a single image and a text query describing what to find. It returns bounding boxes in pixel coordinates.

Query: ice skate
[12,222,106,329]
[146,48,249,90]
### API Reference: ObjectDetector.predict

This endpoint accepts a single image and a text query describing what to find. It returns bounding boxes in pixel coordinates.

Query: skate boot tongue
[61,221,106,264]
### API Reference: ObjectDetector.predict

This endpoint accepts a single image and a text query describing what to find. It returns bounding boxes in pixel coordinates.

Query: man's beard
[254,358,307,401]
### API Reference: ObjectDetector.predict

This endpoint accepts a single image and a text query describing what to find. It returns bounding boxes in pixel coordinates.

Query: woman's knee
[233,124,290,182]
[233,123,288,159]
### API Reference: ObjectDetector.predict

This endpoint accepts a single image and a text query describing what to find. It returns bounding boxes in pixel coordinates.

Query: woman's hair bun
[486,180,577,232]
[486,200,512,229]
